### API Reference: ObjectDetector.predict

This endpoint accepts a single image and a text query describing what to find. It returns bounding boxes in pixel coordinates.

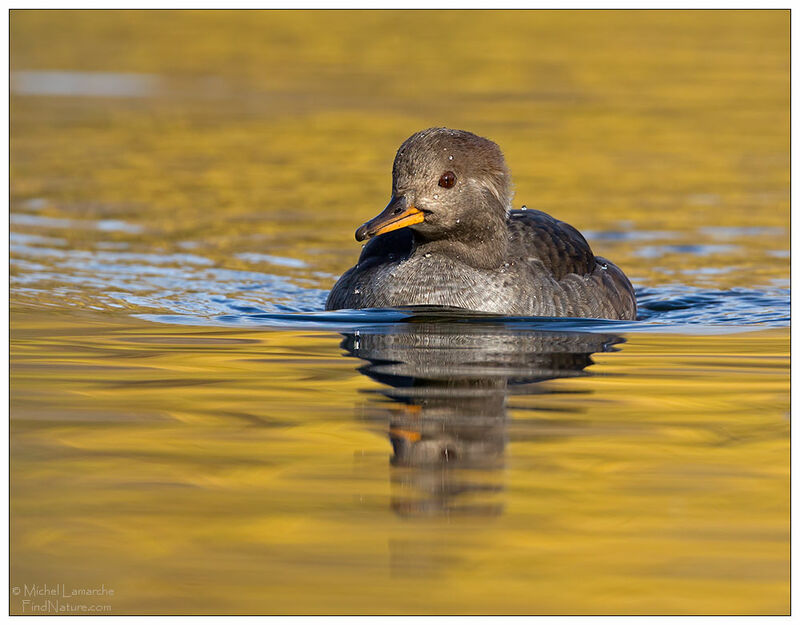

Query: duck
[326,127,637,320]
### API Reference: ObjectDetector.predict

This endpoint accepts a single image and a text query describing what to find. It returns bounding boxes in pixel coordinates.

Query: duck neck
[413,208,509,270]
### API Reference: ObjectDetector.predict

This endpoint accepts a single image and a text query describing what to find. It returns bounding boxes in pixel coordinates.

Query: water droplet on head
[433,194,439,200]
[353,288,361,294]
[455,219,461,224]
[424,252,431,258]
[448,155,454,161]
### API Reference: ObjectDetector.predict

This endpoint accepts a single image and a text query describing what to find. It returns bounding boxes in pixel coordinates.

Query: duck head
[355,128,514,260]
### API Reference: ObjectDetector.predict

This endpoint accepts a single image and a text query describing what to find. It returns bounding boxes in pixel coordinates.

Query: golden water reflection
[10,311,788,614]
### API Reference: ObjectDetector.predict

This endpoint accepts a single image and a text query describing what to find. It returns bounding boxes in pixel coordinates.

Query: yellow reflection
[10,311,788,614]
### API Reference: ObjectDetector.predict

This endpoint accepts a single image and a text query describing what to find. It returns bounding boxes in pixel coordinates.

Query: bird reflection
[341,321,623,518]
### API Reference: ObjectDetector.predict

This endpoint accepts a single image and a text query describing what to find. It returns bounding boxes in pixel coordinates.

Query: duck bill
[355,196,424,242]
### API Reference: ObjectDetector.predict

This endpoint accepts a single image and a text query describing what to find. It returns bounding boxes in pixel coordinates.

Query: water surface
[10,10,789,615]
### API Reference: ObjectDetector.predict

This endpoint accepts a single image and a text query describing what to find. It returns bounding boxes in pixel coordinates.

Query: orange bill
[355,196,425,241]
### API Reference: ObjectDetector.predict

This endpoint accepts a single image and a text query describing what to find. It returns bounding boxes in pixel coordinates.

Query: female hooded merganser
[326,128,637,320]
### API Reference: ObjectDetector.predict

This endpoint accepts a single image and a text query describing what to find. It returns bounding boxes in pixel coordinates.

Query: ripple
[636,286,789,326]
[10,224,789,333]
[137,284,789,334]
[12,70,160,98]
[699,226,785,239]
[11,213,144,233]
[582,229,679,242]
[634,244,740,258]
[235,252,309,268]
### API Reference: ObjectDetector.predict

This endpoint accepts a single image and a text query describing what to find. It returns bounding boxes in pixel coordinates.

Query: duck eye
[438,171,456,189]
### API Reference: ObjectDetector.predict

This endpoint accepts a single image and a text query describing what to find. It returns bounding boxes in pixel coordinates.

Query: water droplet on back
[448,155,454,161]
[424,253,431,258]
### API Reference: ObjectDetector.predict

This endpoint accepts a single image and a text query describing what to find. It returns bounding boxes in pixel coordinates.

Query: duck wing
[508,209,637,319]
[508,209,596,279]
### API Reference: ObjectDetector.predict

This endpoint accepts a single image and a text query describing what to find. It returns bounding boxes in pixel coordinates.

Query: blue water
[138,283,789,335]
[10,213,789,334]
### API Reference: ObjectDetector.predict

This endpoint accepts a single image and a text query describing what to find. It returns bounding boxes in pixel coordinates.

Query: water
[10,10,788,615]
[8,211,789,327]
